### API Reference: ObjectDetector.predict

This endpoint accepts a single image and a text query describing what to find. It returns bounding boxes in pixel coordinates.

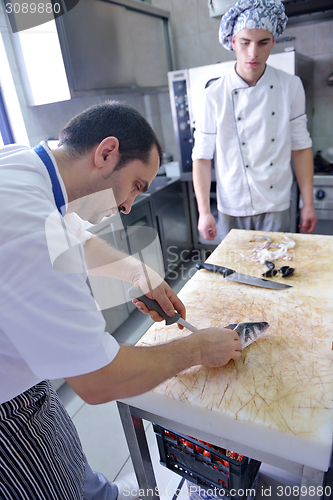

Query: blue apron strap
[34,144,66,216]
[34,143,87,277]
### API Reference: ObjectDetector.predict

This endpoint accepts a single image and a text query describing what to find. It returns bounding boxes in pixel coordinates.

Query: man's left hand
[299,205,318,233]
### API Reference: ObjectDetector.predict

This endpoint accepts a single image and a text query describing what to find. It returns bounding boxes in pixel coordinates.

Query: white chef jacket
[0,143,120,403]
[192,64,312,217]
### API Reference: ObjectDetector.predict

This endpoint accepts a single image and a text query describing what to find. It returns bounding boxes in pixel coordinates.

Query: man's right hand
[66,326,242,404]
[198,212,217,241]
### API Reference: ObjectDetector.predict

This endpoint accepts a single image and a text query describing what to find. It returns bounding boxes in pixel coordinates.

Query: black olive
[265,260,275,270]
[262,269,277,277]
[282,267,294,278]
[278,266,290,274]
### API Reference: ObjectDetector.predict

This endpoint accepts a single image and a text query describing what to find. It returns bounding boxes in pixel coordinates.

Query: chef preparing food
[192,0,318,241]
[0,101,242,500]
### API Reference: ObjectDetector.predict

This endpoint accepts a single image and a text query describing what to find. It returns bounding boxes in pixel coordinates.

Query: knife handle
[127,287,181,326]
[196,262,235,277]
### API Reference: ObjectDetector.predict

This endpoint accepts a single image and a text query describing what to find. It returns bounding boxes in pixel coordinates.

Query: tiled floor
[56,255,303,499]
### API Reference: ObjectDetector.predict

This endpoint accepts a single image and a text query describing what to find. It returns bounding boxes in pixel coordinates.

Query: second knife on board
[196,262,292,289]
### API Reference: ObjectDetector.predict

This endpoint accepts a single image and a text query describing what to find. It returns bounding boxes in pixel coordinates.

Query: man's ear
[94,137,120,169]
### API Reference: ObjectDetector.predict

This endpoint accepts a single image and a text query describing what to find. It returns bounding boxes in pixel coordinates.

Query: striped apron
[0,380,85,499]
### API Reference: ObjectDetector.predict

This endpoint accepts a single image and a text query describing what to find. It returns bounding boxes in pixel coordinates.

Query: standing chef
[192,0,318,241]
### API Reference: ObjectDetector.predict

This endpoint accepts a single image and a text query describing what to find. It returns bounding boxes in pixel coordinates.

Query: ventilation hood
[209,0,333,23]
[55,0,174,95]
[283,0,333,25]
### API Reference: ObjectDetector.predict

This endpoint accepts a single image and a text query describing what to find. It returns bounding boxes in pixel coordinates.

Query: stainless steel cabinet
[88,183,192,334]
[55,0,174,95]
[88,196,162,331]
[118,197,163,313]
[148,179,192,275]
[88,216,130,335]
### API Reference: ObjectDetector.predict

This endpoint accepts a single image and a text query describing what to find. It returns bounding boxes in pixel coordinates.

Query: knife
[127,287,197,332]
[195,262,292,289]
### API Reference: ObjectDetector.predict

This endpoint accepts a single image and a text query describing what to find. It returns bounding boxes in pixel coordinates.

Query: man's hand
[132,280,186,329]
[195,327,242,367]
[66,326,242,404]
[299,204,317,233]
[193,158,216,240]
[198,212,217,241]
[292,148,317,234]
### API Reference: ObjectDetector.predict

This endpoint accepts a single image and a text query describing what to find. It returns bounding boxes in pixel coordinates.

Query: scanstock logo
[2,0,80,33]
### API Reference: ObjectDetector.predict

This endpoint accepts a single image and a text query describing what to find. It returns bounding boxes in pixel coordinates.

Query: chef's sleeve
[192,90,217,161]
[290,77,312,151]
[64,212,94,245]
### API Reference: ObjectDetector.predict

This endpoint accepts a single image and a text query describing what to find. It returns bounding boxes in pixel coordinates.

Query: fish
[224,322,270,349]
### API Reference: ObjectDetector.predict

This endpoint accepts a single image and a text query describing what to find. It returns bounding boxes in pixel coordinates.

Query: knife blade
[127,287,197,332]
[196,262,292,289]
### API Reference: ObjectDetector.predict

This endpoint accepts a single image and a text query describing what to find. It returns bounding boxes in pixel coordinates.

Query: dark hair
[58,100,163,168]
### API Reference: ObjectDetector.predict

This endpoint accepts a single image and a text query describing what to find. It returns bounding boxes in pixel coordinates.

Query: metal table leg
[117,402,159,499]
[301,466,326,500]
[117,401,331,500]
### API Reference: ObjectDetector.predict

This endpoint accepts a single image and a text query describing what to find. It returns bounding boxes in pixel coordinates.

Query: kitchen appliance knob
[316,189,326,200]
[178,109,187,118]
[175,82,185,92]
[179,121,188,131]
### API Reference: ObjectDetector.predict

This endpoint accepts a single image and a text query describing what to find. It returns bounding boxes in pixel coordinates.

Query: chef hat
[219,0,288,51]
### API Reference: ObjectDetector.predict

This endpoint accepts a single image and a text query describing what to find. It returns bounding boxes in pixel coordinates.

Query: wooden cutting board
[133,230,333,470]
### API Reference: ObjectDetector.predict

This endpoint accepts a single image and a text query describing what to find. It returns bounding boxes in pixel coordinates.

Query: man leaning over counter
[0,101,242,500]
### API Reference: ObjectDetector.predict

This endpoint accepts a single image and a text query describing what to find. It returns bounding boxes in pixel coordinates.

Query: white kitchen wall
[271,20,333,154]
[151,0,235,69]
[1,0,333,157]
